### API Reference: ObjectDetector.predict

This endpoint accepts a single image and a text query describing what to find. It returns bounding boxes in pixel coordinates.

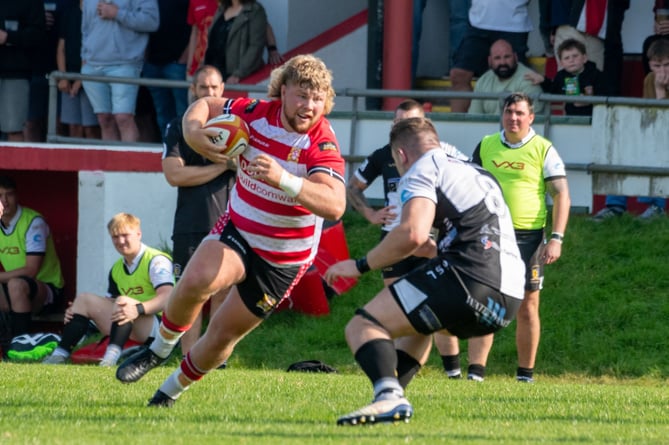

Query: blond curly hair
[267,54,335,114]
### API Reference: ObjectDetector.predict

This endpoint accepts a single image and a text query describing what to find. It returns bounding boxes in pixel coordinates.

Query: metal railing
[47,71,669,179]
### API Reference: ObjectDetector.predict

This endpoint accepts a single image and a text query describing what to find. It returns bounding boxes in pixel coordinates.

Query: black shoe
[148,390,175,407]
[116,346,166,383]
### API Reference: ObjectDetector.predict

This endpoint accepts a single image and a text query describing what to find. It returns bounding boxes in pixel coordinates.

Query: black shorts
[1,278,63,309]
[389,257,521,339]
[379,231,428,279]
[171,232,208,280]
[209,220,307,319]
[515,229,545,291]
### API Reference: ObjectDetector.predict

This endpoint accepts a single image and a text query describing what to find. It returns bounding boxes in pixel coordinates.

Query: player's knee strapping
[354,308,386,330]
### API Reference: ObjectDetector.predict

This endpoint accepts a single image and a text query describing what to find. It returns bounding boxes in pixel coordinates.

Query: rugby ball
[204,114,250,158]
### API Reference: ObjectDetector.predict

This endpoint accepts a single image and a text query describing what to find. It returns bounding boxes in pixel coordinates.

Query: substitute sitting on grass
[43,213,174,366]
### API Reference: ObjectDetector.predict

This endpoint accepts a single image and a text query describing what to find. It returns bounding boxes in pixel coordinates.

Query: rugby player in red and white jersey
[117,55,346,408]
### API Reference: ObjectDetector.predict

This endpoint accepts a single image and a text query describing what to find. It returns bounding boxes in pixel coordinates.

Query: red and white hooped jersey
[217,97,345,267]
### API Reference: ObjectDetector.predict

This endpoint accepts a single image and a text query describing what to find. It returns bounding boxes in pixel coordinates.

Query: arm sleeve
[355,148,385,185]
[116,0,160,32]
[543,146,567,179]
[230,6,268,78]
[148,255,175,289]
[25,217,49,254]
[162,118,182,159]
[106,269,119,297]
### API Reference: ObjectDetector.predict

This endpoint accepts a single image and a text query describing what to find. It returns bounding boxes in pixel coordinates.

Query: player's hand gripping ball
[204,114,250,158]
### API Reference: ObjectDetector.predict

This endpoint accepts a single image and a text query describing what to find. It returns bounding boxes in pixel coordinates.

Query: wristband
[550,232,564,243]
[136,303,145,316]
[279,170,304,198]
[355,256,371,274]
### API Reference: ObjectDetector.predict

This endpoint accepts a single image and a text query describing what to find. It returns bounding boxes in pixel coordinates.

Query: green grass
[0,365,667,444]
[233,211,669,378]
[1,211,668,444]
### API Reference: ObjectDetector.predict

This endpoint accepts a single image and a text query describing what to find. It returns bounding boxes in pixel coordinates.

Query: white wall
[77,171,176,295]
[260,0,367,53]
[591,106,669,196]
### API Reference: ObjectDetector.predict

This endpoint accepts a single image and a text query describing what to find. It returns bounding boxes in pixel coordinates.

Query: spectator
[642,1,669,75]
[204,0,268,85]
[0,0,46,142]
[553,0,630,95]
[80,0,159,142]
[161,65,236,357]
[186,0,282,85]
[24,1,66,142]
[115,55,346,409]
[448,0,533,113]
[538,0,573,56]
[592,39,669,221]
[469,92,571,383]
[324,117,525,425]
[0,176,65,357]
[644,38,669,99]
[186,0,219,80]
[412,0,471,83]
[142,0,190,135]
[468,39,546,116]
[43,213,174,366]
[525,38,606,116]
[57,0,100,139]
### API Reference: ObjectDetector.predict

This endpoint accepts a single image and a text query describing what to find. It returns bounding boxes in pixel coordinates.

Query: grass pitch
[1,212,668,443]
[0,364,667,444]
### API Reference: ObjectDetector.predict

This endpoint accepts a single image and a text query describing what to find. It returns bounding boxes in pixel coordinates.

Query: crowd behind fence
[46,71,669,180]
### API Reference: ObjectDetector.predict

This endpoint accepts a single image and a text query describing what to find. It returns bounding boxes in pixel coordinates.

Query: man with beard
[468,39,545,115]
[116,54,347,408]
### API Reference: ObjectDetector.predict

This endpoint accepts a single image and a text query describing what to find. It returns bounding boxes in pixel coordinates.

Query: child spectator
[643,38,669,99]
[642,0,669,75]
[526,38,606,116]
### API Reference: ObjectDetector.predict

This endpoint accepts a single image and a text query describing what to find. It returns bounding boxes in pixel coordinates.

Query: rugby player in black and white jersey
[347,99,487,383]
[325,116,526,426]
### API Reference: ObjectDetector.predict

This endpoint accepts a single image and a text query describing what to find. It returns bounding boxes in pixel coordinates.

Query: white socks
[100,344,122,365]
[159,370,188,400]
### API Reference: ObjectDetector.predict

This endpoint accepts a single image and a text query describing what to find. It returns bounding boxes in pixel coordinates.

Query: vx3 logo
[492,160,525,170]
